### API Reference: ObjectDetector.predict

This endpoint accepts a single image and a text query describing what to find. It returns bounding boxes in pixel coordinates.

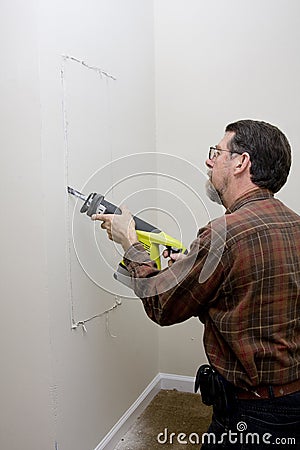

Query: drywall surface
[0,1,54,449]
[154,0,300,376]
[39,1,159,450]
[1,1,158,450]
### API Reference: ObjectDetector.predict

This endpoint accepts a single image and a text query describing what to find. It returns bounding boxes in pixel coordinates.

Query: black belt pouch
[194,364,228,412]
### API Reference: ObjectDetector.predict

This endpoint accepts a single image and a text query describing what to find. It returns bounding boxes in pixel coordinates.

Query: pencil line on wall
[61,55,120,334]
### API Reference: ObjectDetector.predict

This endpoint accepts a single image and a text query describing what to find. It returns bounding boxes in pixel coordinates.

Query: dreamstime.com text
[157,422,297,446]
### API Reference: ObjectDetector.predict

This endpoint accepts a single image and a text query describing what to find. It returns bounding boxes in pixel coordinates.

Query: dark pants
[201,390,300,449]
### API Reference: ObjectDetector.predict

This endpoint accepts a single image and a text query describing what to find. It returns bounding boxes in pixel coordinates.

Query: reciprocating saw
[67,186,187,286]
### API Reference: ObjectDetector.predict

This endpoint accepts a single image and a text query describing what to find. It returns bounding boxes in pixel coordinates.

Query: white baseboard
[159,372,195,393]
[95,372,195,450]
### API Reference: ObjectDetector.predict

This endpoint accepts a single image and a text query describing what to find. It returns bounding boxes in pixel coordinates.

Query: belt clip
[253,390,261,398]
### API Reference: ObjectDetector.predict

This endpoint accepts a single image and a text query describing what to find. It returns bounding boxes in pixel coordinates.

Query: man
[92,120,300,448]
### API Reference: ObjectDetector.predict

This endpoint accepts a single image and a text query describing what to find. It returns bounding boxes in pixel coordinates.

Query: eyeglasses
[208,146,242,160]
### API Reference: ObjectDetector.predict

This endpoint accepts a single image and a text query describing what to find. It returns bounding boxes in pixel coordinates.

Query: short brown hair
[226,120,291,193]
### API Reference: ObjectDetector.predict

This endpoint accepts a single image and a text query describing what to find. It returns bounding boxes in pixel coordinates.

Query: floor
[114,389,212,449]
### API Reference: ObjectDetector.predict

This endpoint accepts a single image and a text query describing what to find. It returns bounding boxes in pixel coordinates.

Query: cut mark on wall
[61,55,121,334]
[62,55,117,80]
[71,296,122,334]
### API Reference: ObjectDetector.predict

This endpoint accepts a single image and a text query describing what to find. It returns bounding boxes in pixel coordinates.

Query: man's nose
[206,158,214,169]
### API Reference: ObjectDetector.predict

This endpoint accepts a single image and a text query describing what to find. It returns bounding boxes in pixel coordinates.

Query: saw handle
[81,193,160,234]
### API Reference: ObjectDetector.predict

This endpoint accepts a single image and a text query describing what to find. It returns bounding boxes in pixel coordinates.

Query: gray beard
[205,171,223,205]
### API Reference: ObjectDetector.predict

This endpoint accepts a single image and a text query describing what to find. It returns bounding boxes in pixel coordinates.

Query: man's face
[205,131,235,205]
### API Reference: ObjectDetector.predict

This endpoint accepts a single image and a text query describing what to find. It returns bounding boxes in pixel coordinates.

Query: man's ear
[234,152,251,173]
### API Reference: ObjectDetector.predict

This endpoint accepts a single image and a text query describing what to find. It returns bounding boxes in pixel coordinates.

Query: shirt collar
[226,188,274,214]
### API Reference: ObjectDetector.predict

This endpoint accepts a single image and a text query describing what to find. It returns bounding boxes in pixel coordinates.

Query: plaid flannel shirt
[124,188,300,389]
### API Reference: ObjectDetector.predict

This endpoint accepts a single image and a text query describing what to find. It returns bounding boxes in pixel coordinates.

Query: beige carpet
[114,389,212,449]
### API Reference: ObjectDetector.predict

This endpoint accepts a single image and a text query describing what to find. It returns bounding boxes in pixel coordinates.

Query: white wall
[154,0,300,375]
[40,2,160,449]
[1,1,159,450]
[0,1,54,449]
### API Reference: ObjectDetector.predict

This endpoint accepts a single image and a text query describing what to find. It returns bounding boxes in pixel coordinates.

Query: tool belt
[194,364,229,412]
[235,377,300,400]
[195,364,300,407]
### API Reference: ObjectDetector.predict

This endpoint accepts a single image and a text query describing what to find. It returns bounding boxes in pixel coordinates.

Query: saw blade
[67,186,88,202]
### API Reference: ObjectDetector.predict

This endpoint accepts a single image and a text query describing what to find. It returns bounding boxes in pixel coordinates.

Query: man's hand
[91,205,138,251]
[162,249,187,267]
